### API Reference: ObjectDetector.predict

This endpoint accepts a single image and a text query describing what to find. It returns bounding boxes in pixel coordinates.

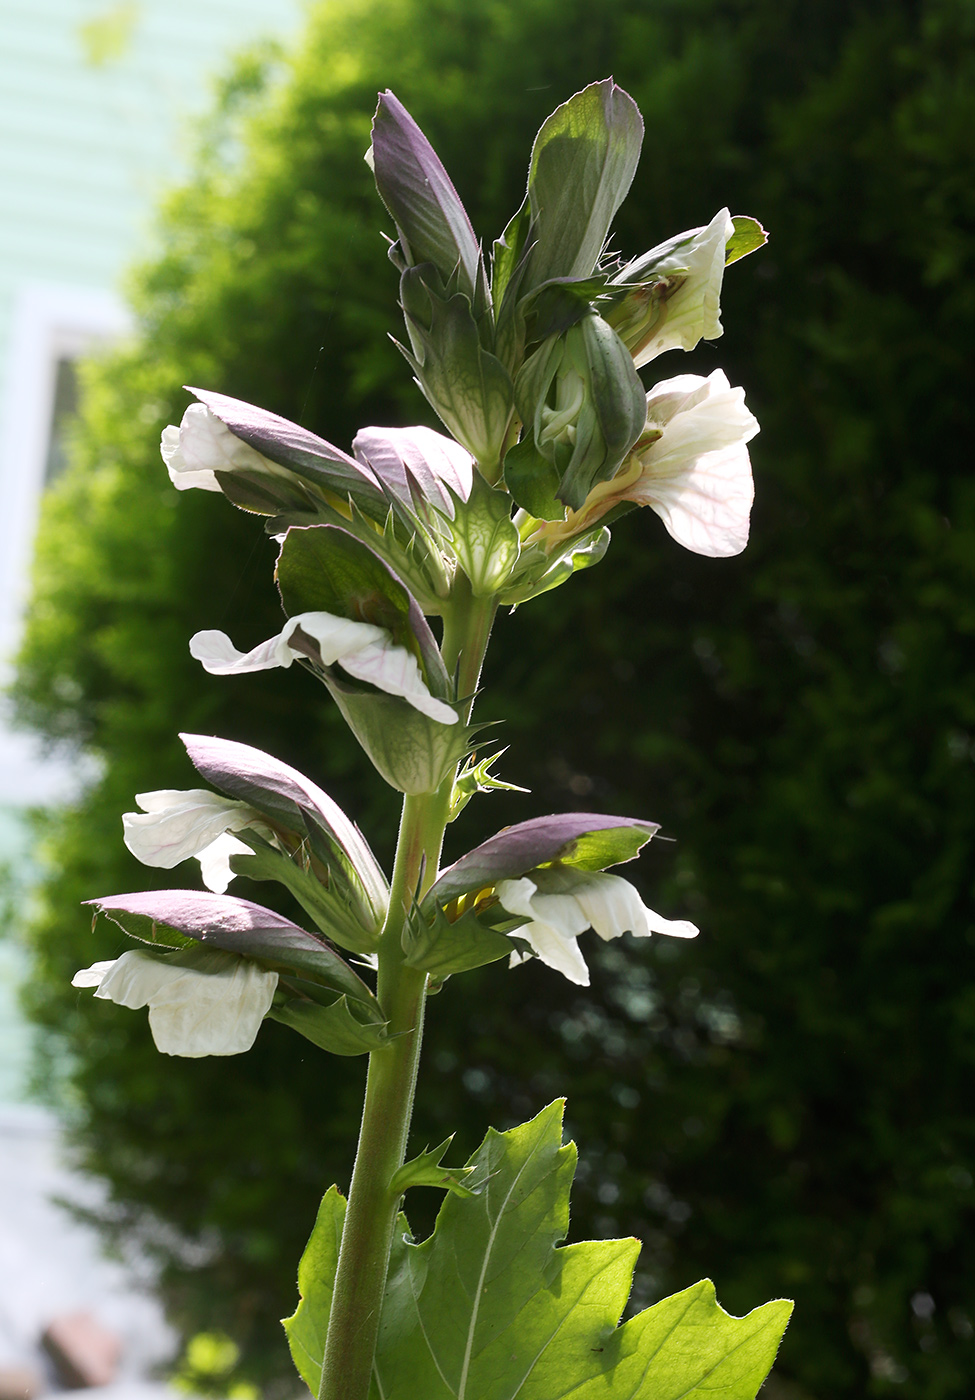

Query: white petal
[72,959,118,989]
[163,403,281,495]
[495,876,540,920]
[144,956,277,1057]
[190,610,457,724]
[123,789,256,868]
[161,422,221,492]
[337,638,458,724]
[91,949,160,1009]
[568,871,654,940]
[197,832,254,894]
[293,612,387,665]
[515,917,591,986]
[643,911,699,939]
[497,870,699,979]
[633,370,758,557]
[189,626,297,675]
[496,877,592,986]
[634,209,733,366]
[89,948,277,1056]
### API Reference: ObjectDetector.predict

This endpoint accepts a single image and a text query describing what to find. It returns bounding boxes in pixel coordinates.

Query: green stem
[318,578,496,1400]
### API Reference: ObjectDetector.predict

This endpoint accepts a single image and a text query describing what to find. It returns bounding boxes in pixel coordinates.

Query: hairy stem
[318,578,496,1400]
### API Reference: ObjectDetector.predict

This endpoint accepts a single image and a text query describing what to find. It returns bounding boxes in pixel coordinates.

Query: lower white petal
[197,832,255,894]
[71,960,118,990]
[190,627,296,674]
[85,948,278,1057]
[144,957,277,1057]
[632,370,758,558]
[516,918,591,986]
[123,789,256,868]
[337,639,457,724]
[295,613,387,665]
[496,877,592,985]
[640,441,754,557]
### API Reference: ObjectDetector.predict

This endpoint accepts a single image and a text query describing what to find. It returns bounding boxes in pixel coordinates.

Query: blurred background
[1,1,973,1398]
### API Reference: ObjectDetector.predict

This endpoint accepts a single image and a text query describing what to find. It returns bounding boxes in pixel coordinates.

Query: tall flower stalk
[74,82,791,1400]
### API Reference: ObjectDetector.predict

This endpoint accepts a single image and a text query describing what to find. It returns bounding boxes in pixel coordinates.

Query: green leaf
[376,1102,792,1398]
[726,215,768,265]
[390,1138,477,1199]
[282,1186,345,1393]
[526,80,644,287]
[448,747,529,823]
[285,1104,791,1399]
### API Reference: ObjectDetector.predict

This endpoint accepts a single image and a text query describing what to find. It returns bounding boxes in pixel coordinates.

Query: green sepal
[228,834,380,956]
[520,273,615,345]
[491,197,531,312]
[401,901,519,979]
[214,468,326,519]
[268,988,388,1057]
[398,269,514,472]
[557,314,647,510]
[499,526,610,607]
[389,1138,478,1199]
[445,472,521,596]
[502,435,565,521]
[726,215,768,264]
[559,824,655,871]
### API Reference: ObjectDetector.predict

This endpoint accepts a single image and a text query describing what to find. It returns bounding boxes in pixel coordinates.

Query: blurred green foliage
[12,0,975,1396]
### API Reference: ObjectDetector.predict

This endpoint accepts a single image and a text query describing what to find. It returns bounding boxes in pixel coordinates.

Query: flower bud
[512,313,647,512]
[162,404,293,493]
[606,209,734,367]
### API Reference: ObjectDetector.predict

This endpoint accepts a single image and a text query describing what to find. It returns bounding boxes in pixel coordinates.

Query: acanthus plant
[75,80,791,1400]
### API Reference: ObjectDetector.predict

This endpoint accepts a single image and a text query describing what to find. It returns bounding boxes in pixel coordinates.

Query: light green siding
[0,0,301,364]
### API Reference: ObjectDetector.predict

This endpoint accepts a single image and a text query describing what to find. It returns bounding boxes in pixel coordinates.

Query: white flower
[627,369,758,556]
[123,789,270,893]
[496,868,698,986]
[527,369,757,559]
[161,403,290,493]
[190,611,458,725]
[72,948,278,1057]
[630,208,734,367]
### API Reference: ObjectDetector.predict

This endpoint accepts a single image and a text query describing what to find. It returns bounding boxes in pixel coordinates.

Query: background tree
[12,0,975,1396]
